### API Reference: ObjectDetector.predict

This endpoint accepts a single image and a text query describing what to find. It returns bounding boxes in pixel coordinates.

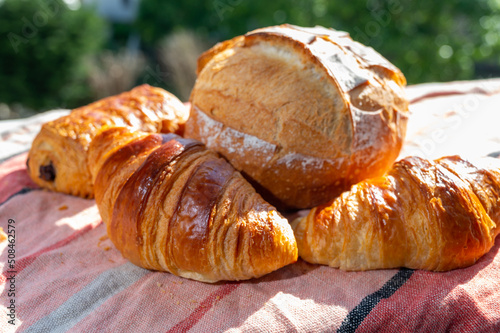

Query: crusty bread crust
[187,24,409,209]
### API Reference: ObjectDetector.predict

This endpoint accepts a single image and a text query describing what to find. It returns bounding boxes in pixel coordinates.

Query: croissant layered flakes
[87,127,298,283]
[292,155,500,271]
[186,24,409,209]
[27,84,189,198]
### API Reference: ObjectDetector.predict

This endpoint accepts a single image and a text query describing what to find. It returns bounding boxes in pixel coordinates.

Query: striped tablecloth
[1,79,500,332]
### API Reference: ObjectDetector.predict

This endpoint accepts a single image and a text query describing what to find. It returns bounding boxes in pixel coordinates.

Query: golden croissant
[27,84,188,198]
[87,127,298,282]
[292,155,500,271]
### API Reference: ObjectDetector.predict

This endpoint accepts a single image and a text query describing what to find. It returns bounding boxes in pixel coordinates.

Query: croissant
[87,127,298,282]
[292,155,500,271]
[27,84,188,198]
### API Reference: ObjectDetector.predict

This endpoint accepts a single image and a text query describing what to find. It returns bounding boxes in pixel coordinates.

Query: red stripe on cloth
[0,172,38,204]
[0,220,103,284]
[0,153,38,203]
[166,283,241,333]
[409,87,500,104]
[407,80,500,105]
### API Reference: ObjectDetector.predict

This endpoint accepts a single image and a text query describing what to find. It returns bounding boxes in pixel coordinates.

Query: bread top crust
[193,24,408,160]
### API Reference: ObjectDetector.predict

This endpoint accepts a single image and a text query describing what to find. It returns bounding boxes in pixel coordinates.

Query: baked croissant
[87,127,298,282]
[292,155,500,271]
[27,84,188,198]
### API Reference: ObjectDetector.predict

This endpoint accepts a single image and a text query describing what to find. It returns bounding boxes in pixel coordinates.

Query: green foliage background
[1,0,499,111]
[136,0,500,84]
[0,0,105,110]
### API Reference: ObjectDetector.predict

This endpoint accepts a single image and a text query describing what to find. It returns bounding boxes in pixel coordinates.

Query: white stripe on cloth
[23,262,149,333]
[0,110,69,162]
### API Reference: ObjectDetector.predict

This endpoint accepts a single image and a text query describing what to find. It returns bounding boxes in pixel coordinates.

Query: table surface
[1,79,500,332]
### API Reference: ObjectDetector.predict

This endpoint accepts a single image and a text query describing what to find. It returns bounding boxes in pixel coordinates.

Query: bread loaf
[186,24,409,209]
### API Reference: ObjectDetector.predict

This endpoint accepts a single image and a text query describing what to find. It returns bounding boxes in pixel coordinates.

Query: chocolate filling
[39,162,56,181]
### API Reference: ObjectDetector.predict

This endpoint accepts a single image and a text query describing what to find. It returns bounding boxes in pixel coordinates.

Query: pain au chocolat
[27,85,188,198]
[185,24,409,209]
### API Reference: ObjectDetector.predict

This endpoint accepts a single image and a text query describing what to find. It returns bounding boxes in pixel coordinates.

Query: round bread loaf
[185,24,409,209]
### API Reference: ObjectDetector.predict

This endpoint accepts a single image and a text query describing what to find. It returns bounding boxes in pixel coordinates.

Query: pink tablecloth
[1,79,500,332]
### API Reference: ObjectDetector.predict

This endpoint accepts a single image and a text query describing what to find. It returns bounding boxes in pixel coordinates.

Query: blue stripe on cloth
[487,151,500,158]
[23,262,150,333]
[337,268,414,333]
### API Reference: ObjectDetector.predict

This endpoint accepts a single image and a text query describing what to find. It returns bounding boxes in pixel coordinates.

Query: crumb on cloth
[0,227,7,242]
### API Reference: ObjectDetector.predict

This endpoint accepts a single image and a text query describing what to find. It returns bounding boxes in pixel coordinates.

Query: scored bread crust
[186,24,409,209]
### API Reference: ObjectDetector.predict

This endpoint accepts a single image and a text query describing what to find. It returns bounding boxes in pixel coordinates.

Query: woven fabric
[1,80,500,332]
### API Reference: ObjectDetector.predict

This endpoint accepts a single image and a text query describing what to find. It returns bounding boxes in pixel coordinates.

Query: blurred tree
[325,0,500,83]
[0,0,106,110]
[135,0,500,84]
